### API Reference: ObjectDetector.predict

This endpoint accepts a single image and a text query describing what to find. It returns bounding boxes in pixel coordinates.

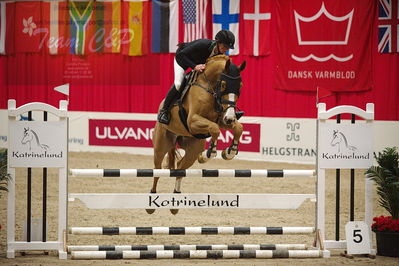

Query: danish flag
[378,0,399,53]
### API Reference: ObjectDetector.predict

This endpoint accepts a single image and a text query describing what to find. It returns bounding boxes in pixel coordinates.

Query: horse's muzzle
[223,116,236,125]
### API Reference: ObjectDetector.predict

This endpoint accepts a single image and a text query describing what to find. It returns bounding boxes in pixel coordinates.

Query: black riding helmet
[215,29,235,49]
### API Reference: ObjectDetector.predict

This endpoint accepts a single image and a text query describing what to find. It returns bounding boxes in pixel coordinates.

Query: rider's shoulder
[190,38,213,45]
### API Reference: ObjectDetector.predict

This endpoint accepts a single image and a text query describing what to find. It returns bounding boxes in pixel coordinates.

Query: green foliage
[0,149,10,198]
[366,147,399,219]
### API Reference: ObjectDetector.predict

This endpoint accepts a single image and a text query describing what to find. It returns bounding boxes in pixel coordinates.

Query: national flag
[378,0,399,53]
[94,0,121,53]
[152,0,179,53]
[182,0,209,42]
[42,1,70,55]
[0,1,15,55]
[122,0,149,56]
[15,1,42,53]
[69,0,95,55]
[212,0,240,55]
[241,0,271,56]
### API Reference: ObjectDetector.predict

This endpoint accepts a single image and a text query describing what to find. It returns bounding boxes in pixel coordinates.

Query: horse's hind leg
[147,124,175,214]
[146,151,165,214]
[170,138,205,215]
[170,176,182,215]
[150,146,164,193]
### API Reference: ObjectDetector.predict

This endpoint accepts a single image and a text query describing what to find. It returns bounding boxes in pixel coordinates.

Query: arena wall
[1,110,397,164]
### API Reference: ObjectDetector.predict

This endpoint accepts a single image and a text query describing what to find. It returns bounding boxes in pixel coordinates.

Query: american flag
[182,0,208,42]
[378,0,399,53]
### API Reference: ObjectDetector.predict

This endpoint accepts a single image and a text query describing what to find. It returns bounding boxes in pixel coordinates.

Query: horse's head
[204,55,246,125]
[21,127,32,144]
[331,130,341,146]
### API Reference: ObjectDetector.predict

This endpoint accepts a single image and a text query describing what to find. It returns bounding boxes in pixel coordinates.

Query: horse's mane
[30,130,41,145]
[206,54,241,76]
[206,54,230,63]
[338,132,349,147]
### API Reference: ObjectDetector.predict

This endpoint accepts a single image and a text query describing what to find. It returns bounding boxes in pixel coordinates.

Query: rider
[157,29,235,125]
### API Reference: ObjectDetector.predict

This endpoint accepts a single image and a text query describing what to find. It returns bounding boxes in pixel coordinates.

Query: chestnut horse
[149,55,246,214]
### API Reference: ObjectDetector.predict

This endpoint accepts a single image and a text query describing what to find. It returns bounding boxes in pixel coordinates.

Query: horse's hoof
[170,209,179,215]
[146,209,156,214]
[198,154,206,164]
[222,149,234,160]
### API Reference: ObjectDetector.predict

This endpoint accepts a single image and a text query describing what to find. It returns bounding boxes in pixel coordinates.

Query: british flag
[378,0,399,53]
[182,0,209,42]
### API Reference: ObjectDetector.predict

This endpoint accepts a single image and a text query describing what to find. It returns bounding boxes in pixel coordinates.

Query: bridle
[194,67,242,115]
[215,72,241,113]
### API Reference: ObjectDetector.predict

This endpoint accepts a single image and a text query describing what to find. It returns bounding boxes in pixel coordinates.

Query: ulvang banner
[275,0,375,92]
[89,119,260,152]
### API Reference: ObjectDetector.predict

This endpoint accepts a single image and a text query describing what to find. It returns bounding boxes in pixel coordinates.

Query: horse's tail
[167,148,177,169]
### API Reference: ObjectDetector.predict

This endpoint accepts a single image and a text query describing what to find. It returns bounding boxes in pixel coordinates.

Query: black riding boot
[158,85,180,125]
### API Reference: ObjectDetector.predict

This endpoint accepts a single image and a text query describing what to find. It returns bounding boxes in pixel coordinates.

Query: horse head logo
[330,130,357,153]
[21,127,49,151]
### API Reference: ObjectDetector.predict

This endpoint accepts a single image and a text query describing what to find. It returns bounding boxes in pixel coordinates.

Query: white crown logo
[294,2,354,45]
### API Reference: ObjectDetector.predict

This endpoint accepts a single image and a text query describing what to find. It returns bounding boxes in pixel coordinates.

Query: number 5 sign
[345,221,372,255]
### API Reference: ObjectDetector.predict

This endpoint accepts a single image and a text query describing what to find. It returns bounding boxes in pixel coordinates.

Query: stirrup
[158,109,170,125]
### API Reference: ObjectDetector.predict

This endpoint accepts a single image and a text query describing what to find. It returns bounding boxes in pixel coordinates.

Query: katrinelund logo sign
[9,121,67,168]
[319,124,372,169]
[12,127,63,160]
[21,127,49,151]
[330,130,357,153]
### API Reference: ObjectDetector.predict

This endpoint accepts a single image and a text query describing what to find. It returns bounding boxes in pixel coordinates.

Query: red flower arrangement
[372,216,399,232]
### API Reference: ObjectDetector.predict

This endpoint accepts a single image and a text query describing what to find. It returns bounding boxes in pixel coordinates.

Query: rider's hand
[194,64,206,72]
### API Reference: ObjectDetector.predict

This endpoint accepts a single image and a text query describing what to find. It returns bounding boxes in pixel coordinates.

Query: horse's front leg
[221,121,243,160]
[198,138,218,163]
[188,114,220,164]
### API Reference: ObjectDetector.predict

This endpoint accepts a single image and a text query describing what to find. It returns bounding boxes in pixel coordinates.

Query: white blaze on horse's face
[223,93,237,125]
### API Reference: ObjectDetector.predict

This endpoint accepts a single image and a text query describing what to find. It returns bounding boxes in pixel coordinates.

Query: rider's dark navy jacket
[175,39,217,70]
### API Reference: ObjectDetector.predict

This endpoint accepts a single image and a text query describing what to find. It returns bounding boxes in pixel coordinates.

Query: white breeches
[174,59,185,90]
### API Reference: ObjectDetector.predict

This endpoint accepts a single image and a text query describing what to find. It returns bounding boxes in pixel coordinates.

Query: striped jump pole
[71,250,324,260]
[69,226,315,235]
[69,169,315,178]
[67,243,307,252]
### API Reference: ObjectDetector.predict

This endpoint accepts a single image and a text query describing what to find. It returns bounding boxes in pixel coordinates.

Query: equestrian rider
[157,29,235,125]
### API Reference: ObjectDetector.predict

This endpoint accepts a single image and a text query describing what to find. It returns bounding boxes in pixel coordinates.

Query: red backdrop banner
[275,0,375,92]
[0,0,398,121]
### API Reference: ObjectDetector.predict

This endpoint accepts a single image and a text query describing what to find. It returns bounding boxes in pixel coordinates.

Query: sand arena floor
[0,152,398,265]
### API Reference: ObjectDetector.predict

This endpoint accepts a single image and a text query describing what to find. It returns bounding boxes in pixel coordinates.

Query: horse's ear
[238,61,246,72]
[224,59,231,73]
